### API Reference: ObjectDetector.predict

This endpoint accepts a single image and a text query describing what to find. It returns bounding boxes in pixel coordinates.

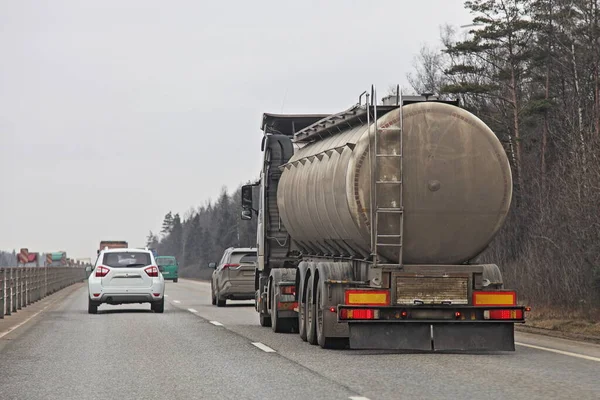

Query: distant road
[1,279,599,400]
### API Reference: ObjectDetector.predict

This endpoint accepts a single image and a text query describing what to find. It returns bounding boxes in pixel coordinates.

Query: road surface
[0,279,599,400]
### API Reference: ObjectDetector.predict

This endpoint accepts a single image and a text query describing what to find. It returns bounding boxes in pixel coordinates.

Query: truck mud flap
[432,323,515,351]
[349,323,515,351]
[349,323,432,350]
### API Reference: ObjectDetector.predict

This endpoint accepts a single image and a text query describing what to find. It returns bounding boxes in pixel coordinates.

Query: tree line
[405,0,599,311]
[153,0,599,312]
[147,185,257,279]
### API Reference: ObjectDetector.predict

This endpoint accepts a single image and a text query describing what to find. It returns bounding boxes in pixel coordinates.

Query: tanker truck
[241,88,527,351]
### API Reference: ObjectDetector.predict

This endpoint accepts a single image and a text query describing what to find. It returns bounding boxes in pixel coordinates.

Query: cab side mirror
[85,266,92,272]
[208,262,216,269]
[241,185,253,209]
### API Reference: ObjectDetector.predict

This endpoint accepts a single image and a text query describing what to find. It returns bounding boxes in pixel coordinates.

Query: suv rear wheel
[88,298,98,314]
[152,298,165,313]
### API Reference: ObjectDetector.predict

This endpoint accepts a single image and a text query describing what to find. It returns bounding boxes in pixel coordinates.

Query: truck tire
[482,264,503,289]
[259,313,272,327]
[270,279,297,333]
[306,273,318,345]
[88,298,98,314]
[315,272,348,349]
[297,262,310,341]
[173,278,178,283]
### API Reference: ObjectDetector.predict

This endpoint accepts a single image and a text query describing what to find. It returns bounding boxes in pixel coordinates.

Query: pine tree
[160,212,174,235]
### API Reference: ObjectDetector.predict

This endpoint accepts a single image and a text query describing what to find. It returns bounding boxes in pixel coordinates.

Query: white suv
[87,248,165,314]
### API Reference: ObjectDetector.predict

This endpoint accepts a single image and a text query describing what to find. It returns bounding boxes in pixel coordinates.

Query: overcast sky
[0,0,472,260]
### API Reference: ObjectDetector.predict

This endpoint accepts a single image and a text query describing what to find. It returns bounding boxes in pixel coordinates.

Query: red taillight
[281,286,295,296]
[329,306,336,313]
[145,266,159,277]
[152,293,160,297]
[95,266,110,277]
[93,293,101,297]
[339,308,378,320]
[223,263,240,270]
[484,309,524,320]
[455,311,462,319]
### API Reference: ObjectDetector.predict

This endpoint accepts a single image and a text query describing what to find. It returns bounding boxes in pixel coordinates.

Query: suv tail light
[223,263,240,270]
[145,266,159,277]
[95,266,110,277]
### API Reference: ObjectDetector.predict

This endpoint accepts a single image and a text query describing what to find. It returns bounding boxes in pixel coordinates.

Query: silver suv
[209,247,256,307]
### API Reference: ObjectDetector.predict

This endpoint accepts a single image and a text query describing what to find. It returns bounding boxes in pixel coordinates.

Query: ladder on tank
[368,85,404,268]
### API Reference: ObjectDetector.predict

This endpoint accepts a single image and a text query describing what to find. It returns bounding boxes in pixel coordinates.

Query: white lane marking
[0,289,73,339]
[0,309,47,339]
[173,300,181,304]
[251,342,276,353]
[516,342,600,362]
[187,308,198,313]
[209,320,223,326]
[164,294,169,297]
[349,397,371,400]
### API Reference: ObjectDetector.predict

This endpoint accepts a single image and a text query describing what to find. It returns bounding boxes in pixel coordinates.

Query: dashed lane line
[187,308,198,313]
[251,342,276,353]
[209,321,224,326]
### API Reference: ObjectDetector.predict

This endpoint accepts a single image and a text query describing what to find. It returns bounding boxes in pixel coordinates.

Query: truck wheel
[306,274,318,345]
[259,313,272,327]
[270,282,297,333]
[315,275,347,349]
[173,278,178,283]
[298,277,308,341]
[88,298,98,314]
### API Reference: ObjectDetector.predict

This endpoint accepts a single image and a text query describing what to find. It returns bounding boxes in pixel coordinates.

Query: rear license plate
[410,309,454,320]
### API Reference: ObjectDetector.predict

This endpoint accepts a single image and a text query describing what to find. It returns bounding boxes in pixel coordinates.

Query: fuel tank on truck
[277,102,512,264]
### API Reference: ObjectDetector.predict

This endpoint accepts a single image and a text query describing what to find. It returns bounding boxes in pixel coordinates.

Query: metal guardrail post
[0,269,5,319]
[21,268,26,307]
[12,269,18,313]
[36,268,41,302]
[16,268,22,310]
[24,267,29,306]
[6,269,12,316]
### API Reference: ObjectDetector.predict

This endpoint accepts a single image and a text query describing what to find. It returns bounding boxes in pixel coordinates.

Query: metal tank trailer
[241,87,527,351]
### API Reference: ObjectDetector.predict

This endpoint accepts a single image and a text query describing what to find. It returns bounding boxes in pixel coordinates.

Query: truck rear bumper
[349,322,515,351]
[339,304,525,351]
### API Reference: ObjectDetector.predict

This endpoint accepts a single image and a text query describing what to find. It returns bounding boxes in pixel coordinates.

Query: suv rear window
[103,252,152,268]
[230,252,257,264]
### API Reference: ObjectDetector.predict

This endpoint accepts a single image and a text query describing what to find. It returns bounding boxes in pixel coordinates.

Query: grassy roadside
[517,307,600,344]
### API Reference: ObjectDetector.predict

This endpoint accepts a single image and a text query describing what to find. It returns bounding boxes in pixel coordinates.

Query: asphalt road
[1,279,599,400]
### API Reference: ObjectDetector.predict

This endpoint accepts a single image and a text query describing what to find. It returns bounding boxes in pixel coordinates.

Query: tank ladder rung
[375,243,403,247]
[377,234,402,238]
[376,180,402,184]
[376,154,402,157]
[376,208,403,213]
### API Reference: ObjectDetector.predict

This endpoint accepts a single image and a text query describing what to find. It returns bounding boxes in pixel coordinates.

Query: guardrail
[0,267,87,319]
